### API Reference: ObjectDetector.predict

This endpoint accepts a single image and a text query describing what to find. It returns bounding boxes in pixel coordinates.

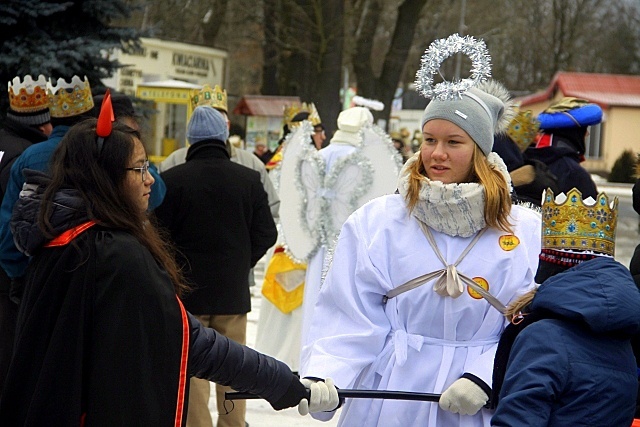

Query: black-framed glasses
[125,159,150,182]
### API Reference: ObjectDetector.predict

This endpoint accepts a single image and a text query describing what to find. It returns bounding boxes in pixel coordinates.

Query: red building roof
[233,95,301,116]
[516,72,640,108]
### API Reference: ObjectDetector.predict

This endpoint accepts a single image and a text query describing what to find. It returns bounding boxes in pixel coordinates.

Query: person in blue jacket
[491,188,640,426]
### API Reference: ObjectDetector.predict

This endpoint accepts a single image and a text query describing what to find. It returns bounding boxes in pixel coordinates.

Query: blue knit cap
[187,106,229,144]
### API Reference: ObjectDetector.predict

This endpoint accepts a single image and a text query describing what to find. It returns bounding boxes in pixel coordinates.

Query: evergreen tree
[0,0,143,125]
[609,150,637,183]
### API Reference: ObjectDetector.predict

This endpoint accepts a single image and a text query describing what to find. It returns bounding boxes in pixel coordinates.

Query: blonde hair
[504,288,537,321]
[405,144,513,233]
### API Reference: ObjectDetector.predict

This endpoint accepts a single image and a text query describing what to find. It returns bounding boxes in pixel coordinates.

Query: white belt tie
[394,329,424,367]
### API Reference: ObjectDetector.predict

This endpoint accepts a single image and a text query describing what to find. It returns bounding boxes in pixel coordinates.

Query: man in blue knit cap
[154,106,277,427]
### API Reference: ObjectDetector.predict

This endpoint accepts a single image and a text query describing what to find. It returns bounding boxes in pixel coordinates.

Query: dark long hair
[40,119,188,296]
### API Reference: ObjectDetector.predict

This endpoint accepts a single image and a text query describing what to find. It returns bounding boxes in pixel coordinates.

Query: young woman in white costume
[298,70,542,425]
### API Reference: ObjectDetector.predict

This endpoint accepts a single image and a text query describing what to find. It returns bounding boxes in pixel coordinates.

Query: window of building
[584,123,602,159]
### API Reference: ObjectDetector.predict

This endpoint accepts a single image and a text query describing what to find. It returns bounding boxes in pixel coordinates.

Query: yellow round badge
[499,234,520,251]
[468,277,489,299]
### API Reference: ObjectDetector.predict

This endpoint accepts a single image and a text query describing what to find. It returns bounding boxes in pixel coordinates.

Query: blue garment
[492,257,640,426]
[0,126,166,278]
[0,126,69,279]
[147,163,165,210]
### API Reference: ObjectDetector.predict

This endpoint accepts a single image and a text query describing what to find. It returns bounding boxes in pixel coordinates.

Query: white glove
[297,378,339,416]
[439,378,489,415]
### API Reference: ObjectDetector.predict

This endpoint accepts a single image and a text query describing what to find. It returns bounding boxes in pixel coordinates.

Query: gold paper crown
[47,75,94,118]
[541,188,618,257]
[507,107,540,152]
[283,103,304,127]
[8,74,49,113]
[283,102,322,128]
[191,84,227,113]
[305,102,322,127]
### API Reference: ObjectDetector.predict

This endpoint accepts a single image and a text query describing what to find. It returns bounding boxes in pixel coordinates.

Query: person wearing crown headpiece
[491,106,560,207]
[159,84,229,172]
[526,97,602,199]
[157,83,279,214]
[298,34,542,426]
[492,187,640,426]
[1,75,53,194]
[266,102,325,171]
[157,91,281,421]
[0,76,95,385]
[289,102,326,150]
[0,74,53,391]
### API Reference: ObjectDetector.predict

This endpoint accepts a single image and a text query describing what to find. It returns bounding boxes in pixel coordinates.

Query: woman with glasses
[0,108,338,425]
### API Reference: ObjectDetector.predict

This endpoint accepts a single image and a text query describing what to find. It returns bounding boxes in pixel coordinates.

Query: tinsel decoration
[415,33,492,101]
[352,96,384,111]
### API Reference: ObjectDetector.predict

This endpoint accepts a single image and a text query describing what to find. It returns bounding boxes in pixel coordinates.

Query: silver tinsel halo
[415,33,492,101]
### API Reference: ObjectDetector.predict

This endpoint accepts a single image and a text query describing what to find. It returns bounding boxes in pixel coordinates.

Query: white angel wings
[276,120,403,263]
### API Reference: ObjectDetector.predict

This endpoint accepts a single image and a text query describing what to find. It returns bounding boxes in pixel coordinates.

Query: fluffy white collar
[397,152,511,237]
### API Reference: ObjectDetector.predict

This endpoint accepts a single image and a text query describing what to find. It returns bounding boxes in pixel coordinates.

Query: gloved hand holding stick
[226,389,441,402]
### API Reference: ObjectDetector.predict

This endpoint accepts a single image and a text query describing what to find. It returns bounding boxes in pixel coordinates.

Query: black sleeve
[460,372,492,399]
[187,312,304,407]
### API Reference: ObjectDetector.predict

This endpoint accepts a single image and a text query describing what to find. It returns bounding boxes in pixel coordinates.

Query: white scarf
[397,151,511,237]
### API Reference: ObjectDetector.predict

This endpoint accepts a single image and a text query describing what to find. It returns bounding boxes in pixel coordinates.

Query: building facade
[103,37,228,160]
[516,72,640,175]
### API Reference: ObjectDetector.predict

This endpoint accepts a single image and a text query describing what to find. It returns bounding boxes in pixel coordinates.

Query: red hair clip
[96,89,114,152]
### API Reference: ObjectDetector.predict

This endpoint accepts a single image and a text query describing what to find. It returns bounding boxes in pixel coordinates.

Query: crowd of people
[0,32,639,427]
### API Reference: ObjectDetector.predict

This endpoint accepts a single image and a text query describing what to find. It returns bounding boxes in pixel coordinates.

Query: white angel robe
[300,194,541,427]
[300,142,358,367]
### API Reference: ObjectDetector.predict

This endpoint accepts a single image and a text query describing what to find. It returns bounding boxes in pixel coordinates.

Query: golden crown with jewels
[47,76,94,118]
[8,74,49,113]
[507,106,540,152]
[191,84,227,113]
[541,188,618,257]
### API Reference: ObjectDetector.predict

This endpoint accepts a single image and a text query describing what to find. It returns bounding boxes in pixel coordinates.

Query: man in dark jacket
[0,74,52,392]
[154,105,277,427]
[525,97,601,199]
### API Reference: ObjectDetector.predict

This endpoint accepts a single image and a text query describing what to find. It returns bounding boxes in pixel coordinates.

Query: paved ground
[207,270,341,427]
[209,181,639,426]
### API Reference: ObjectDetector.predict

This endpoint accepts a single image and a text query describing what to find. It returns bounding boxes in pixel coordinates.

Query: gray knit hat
[187,105,229,144]
[421,86,506,156]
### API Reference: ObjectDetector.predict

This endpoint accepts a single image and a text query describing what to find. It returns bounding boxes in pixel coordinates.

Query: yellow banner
[136,88,191,103]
